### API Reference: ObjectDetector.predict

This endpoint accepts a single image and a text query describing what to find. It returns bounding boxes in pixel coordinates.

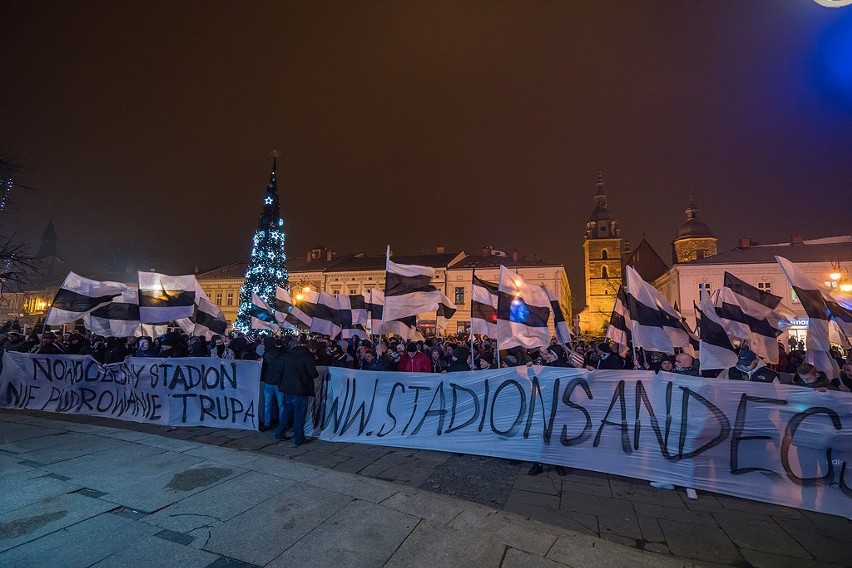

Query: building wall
[673,237,717,264]
[581,237,622,335]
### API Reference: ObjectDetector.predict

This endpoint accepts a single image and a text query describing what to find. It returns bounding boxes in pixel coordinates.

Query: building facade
[653,235,852,346]
[672,199,717,264]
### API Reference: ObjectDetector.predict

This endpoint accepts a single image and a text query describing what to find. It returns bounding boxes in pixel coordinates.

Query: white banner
[0,352,261,430]
[311,367,852,518]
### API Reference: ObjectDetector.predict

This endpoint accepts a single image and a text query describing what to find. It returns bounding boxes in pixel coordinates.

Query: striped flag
[138,272,197,323]
[274,287,310,329]
[436,292,458,335]
[382,316,422,341]
[251,293,279,332]
[776,256,841,377]
[84,288,140,337]
[826,291,852,341]
[696,296,738,371]
[337,294,369,339]
[470,275,498,337]
[194,295,228,339]
[45,272,128,325]
[624,265,692,355]
[383,251,440,340]
[497,266,551,350]
[712,272,784,364]
[541,284,573,345]
[300,291,343,338]
[605,286,632,349]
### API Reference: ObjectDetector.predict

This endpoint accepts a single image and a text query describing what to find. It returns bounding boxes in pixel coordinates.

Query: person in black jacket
[261,337,287,431]
[587,342,623,370]
[276,340,319,445]
[721,349,779,383]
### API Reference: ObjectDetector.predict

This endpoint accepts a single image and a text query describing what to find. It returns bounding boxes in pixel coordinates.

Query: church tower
[580,173,623,335]
[672,198,717,263]
[37,219,58,258]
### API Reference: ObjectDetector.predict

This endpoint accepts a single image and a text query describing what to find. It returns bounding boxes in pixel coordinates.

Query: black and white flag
[382,316,422,341]
[274,287,310,329]
[365,289,384,335]
[470,275,498,338]
[194,295,228,339]
[624,265,692,355]
[696,296,738,372]
[776,256,841,377]
[383,251,440,340]
[497,266,551,350]
[337,294,369,339]
[138,272,197,323]
[436,292,458,335]
[712,272,784,364]
[605,286,632,349]
[299,291,343,338]
[542,284,572,345]
[84,289,140,337]
[250,294,279,332]
[45,272,128,325]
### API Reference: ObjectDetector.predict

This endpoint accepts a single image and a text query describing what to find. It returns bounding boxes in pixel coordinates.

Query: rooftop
[688,235,852,266]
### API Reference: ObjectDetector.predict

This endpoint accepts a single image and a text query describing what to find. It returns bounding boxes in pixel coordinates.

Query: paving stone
[91,534,217,568]
[636,515,666,543]
[546,531,693,568]
[774,516,850,565]
[419,454,518,507]
[609,478,688,507]
[599,532,639,548]
[267,499,418,568]
[99,462,245,512]
[643,542,671,555]
[633,501,718,527]
[560,479,612,497]
[258,442,311,458]
[332,443,391,460]
[331,454,380,474]
[559,492,636,520]
[375,464,434,485]
[305,470,400,503]
[681,492,726,513]
[0,510,160,567]
[0,454,37,478]
[242,455,325,482]
[0,472,83,514]
[565,468,610,485]
[712,511,810,558]
[506,488,560,509]
[448,508,558,556]
[384,521,506,568]
[380,488,468,525]
[501,547,568,568]
[0,431,75,453]
[202,483,352,566]
[8,435,125,464]
[503,499,598,536]
[182,444,262,466]
[143,471,293,532]
[0,492,117,552]
[598,512,643,540]
[658,518,741,565]
[714,494,803,518]
[0,423,67,442]
[512,472,561,495]
[740,548,844,568]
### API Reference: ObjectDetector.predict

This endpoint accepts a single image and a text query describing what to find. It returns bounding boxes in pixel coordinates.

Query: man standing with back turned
[276,339,319,446]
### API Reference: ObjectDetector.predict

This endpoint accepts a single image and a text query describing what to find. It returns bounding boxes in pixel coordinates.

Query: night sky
[2,2,851,309]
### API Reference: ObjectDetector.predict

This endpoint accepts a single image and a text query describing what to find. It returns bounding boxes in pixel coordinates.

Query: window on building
[456,321,470,335]
[215,292,222,305]
[698,282,712,299]
[601,249,608,260]
[226,292,234,306]
[348,287,358,295]
[454,287,465,305]
[601,266,608,279]
[757,282,772,295]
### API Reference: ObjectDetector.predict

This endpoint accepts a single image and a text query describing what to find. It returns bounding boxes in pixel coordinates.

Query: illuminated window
[454,287,465,305]
[215,293,222,305]
[226,293,234,306]
[757,282,772,295]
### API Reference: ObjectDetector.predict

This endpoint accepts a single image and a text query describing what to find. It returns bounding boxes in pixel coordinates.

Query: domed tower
[581,172,623,335]
[672,198,717,263]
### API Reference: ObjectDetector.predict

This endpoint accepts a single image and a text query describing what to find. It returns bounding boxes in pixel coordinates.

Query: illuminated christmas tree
[235,153,289,331]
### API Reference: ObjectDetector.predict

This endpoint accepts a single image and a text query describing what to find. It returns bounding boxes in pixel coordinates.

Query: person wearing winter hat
[447,346,471,372]
[719,348,779,383]
[587,342,623,370]
[397,341,431,373]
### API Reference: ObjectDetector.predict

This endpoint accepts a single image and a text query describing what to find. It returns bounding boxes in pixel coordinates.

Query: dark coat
[595,354,623,370]
[261,347,287,385]
[831,372,852,391]
[793,372,835,391]
[279,345,319,396]
[727,366,779,383]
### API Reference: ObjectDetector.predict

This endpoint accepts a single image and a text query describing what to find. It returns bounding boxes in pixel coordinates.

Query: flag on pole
[470,275,498,337]
[297,291,343,338]
[250,294,279,332]
[194,295,228,339]
[84,288,140,337]
[45,272,128,325]
[605,286,632,350]
[337,294,370,339]
[696,296,739,371]
[364,289,384,335]
[711,272,784,363]
[541,284,572,345]
[776,256,841,377]
[138,272,198,323]
[436,292,458,335]
[383,248,440,339]
[496,266,551,350]
[623,265,692,355]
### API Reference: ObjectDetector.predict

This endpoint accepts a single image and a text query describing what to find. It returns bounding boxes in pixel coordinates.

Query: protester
[260,336,287,432]
[276,339,319,445]
[397,342,430,372]
[792,363,835,392]
[832,363,852,392]
[587,342,622,370]
[719,349,779,383]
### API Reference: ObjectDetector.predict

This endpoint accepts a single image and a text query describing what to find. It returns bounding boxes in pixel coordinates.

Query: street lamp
[825,259,852,293]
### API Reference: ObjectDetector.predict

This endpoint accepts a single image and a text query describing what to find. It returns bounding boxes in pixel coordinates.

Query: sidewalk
[1,410,848,567]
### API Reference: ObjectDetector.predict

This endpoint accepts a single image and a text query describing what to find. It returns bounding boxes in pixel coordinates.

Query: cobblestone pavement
[4,410,849,568]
